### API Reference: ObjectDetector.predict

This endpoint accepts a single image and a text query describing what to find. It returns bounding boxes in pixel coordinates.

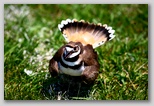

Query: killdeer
[49,19,115,84]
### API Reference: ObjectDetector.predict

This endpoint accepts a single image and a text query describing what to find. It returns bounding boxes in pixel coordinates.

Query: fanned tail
[58,19,115,49]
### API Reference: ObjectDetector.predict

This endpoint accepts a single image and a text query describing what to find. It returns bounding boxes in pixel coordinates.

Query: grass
[4,4,148,100]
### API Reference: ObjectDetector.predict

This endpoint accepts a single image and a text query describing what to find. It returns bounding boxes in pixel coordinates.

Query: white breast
[58,62,85,76]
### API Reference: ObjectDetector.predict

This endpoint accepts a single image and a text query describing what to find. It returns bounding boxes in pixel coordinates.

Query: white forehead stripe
[65,45,81,58]
[65,47,73,52]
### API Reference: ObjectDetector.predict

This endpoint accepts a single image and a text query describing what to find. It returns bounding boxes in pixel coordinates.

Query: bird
[49,19,115,84]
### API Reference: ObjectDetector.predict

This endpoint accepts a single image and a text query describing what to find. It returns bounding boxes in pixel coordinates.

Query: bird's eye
[74,46,79,51]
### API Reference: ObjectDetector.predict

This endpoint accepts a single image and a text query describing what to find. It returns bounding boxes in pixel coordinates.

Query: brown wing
[49,45,65,77]
[81,44,100,84]
[58,19,115,49]
[82,44,100,67]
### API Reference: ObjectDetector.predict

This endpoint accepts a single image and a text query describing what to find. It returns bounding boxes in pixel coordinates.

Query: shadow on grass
[41,74,94,100]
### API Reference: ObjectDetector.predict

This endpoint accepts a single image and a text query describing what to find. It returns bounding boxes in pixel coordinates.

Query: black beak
[64,50,74,59]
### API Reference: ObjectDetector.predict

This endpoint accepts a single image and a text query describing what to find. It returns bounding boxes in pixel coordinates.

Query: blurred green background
[4,4,148,100]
